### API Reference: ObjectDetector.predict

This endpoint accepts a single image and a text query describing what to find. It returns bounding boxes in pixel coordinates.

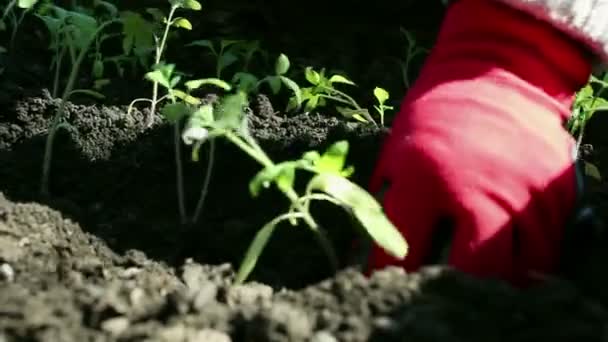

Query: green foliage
[188,39,265,79]
[7,0,410,282]
[231,53,303,110]
[569,72,608,181]
[35,1,122,196]
[288,66,378,125]
[176,85,408,284]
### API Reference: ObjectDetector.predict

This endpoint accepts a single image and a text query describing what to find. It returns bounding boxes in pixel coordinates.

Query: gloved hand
[366,0,593,286]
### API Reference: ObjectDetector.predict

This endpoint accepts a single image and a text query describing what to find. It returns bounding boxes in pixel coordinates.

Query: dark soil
[3,1,608,341]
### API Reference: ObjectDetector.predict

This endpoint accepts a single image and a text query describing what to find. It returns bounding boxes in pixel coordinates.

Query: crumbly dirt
[3,1,608,339]
[1,88,608,341]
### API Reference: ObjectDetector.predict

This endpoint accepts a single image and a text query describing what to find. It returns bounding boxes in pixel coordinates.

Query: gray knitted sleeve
[496,0,608,63]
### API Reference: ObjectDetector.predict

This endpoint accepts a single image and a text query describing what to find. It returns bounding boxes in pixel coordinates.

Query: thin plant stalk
[224,130,339,271]
[147,5,178,127]
[174,121,187,223]
[40,19,119,196]
[191,139,215,224]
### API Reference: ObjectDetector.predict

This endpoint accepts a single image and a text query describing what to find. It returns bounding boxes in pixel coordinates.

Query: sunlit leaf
[171,89,201,105]
[373,87,389,103]
[172,17,192,30]
[314,141,350,175]
[307,174,408,259]
[280,76,301,109]
[18,0,38,9]
[329,74,355,85]
[305,67,321,85]
[249,162,296,197]
[185,78,231,91]
[275,53,290,75]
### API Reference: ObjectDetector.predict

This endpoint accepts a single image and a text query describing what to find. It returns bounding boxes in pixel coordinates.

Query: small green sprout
[289,67,377,125]
[187,39,247,78]
[146,62,231,224]
[373,87,393,126]
[36,3,122,196]
[179,89,408,284]
[399,27,428,89]
[127,0,201,127]
[569,72,608,181]
[231,53,302,109]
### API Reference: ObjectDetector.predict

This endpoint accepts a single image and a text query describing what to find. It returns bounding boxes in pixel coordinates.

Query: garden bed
[2,0,608,341]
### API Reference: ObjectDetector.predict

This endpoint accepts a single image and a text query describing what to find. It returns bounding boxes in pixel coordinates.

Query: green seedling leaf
[305,67,321,85]
[585,161,602,181]
[92,59,104,78]
[275,53,290,75]
[190,103,215,126]
[307,173,408,259]
[182,0,202,10]
[302,151,321,164]
[220,39,243,50]
[18,0,38,9]
[121,11,154,56]
[161,102,190,123]
[185,78,231,91]
[235,214,285,284]
[267,76,281,94]
[233,72,259,92]
[188,40,215,53]
[0,20,5,31]
[145,63,175,89]
[374,87,389,103]
[336,107,372,122]
[280,76,302,109]
[250,162,296,197]
[218,52,238,75]
[169,0,200,9]
[314,141,354,176]
[215,91,247,130]
[0,46,6,53]
[171,89,201,105]
[329,74,355,85]
[304,94,320,111]
[145,8,165,22]
[172,17,192,30]
[61,10,99,49]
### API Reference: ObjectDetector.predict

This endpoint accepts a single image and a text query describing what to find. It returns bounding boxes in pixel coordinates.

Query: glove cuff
[497,0,608,66]
[416,0,592,120]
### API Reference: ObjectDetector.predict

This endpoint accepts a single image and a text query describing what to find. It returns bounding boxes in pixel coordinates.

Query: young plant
[127,0,201,127]
[372,87,393,126]
[569,72,608,180]
[289,67,378,125]
[398,27,428,89]
[145,62,231,224]
[187,39,260,79]
[36,3,122,196]
[178,89,409,284]
[231,53,302,109]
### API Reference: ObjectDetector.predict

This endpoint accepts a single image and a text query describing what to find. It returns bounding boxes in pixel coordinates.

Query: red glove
[367,0,593,286]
